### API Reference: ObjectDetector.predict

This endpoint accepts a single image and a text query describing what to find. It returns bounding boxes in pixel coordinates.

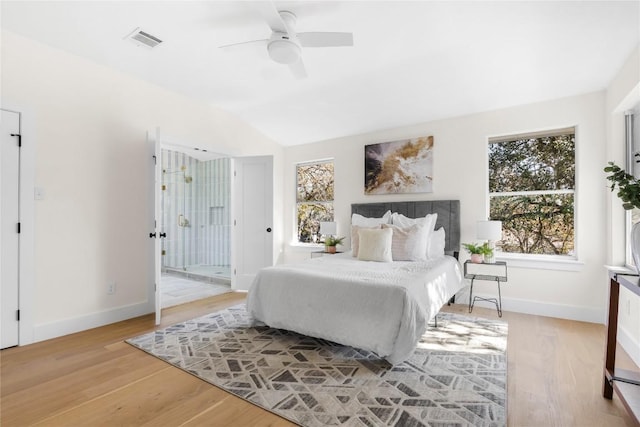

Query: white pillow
[351,224,380,257]
[357,228,393,262]
[392,212,438,231]
[382,223,429,261]
[427,227,446,259]
[351,210,392,227]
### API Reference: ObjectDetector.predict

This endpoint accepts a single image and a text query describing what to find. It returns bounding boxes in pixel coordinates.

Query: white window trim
[624,107,639,269]
[625,209,639,270]
[289,241,325,250]
[496,252,583,272]
[490,189,574,197]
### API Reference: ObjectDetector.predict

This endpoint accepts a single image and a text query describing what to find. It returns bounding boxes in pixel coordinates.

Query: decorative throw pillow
[382,223,429,261]
[427,227,446,259]
[351,225,381,257]
[357,228,393,262]
[351,210,392,227]
[392,212,438,231]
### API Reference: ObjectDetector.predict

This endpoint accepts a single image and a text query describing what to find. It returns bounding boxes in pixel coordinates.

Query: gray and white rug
[127,305,507,427]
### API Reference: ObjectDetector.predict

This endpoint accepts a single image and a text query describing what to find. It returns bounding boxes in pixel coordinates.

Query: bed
[246,200,464,365]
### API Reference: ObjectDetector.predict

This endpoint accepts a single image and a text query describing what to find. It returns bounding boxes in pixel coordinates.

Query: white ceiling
[2,1,639,146]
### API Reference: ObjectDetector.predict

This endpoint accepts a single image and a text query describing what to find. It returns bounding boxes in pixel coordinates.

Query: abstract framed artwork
[364,135,434,195]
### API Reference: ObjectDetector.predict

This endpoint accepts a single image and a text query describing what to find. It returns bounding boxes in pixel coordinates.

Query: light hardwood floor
[0,292,636,426]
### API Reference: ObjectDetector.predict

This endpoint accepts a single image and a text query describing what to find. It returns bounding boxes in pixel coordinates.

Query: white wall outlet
[107,281,116,295]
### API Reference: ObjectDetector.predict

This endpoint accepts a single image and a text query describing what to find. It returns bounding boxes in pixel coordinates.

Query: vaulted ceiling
[3,1,639,146]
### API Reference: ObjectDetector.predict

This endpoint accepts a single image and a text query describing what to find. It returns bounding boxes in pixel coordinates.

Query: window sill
[495,253,584,272]
[288,242,325,252]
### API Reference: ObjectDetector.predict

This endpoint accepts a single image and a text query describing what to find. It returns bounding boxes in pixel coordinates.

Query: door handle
[159,232,166,238]
[149,232,156,238]
[266,227,272,232]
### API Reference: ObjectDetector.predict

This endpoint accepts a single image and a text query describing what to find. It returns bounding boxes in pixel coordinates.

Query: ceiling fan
[220,2,354,78]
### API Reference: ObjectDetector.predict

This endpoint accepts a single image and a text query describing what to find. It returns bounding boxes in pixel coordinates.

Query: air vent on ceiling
[125,28,163,49]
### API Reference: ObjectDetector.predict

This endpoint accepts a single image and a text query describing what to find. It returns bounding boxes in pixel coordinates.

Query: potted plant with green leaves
[604,161,640,272]
[462,242,493,264]
[324,236,345,254]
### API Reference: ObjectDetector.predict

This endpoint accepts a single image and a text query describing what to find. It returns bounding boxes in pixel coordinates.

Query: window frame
[625,210,639,269]
[295,159,335,245]
[625,107,640,269]
[487,127,579,264]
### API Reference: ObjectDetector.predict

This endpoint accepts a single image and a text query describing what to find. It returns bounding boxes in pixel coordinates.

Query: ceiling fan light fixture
[268,39,301,64]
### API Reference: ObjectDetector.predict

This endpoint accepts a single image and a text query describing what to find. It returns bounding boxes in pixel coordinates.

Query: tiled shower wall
[161,149,231,269]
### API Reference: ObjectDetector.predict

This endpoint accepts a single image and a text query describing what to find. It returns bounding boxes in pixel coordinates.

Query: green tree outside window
[296,161,334,243]
[489,131,575,255]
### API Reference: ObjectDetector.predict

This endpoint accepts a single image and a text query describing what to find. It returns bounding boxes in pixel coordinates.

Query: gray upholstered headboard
[351,200,461,255]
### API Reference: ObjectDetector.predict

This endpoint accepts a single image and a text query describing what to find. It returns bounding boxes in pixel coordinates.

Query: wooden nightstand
[464,260,508,317]
[311,250,343,258]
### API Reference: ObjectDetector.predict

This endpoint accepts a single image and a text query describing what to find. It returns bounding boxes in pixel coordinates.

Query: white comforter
[246,253,464,364]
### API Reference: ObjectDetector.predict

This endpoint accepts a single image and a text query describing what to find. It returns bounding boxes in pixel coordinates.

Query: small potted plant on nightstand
[463,242,493,263]
[324,236,345,254]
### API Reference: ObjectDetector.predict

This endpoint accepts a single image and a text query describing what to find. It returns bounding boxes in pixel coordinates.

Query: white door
[232,156,274,291]
[149,129,162,325]
[1,109,21,348]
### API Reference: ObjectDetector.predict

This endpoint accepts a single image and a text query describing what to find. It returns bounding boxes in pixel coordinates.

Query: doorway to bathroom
[160,145,231,308]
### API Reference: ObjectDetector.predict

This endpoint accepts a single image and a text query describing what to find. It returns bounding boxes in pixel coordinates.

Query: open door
[148,129,162,325]
[232,156,274,291]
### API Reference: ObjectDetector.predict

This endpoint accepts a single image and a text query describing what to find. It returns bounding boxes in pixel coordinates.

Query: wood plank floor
[1,292,636,426]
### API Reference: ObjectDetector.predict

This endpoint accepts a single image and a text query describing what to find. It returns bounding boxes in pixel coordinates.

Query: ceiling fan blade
[219,39,268,50]
[297,32,354,48]
[289,59,307,79]
[252,1,288,33]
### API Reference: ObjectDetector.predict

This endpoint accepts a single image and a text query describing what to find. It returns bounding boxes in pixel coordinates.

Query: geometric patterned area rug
[127,305,507,427]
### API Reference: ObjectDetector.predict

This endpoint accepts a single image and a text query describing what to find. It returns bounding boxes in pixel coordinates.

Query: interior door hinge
[16,310,20,321]
[11,133,21,147]
[152,154,156,165]
[17,222,20,233]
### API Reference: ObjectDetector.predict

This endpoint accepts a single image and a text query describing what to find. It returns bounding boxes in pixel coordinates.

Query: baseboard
[30,291,608,343]
[454,289,605,324]
[33,301,154,343]
[618,324,640,368]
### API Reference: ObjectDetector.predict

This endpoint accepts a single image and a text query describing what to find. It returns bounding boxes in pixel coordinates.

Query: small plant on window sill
[324,236,345,254]
[462,242,493,263]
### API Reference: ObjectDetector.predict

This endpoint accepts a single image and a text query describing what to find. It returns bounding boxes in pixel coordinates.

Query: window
[626,106,640,267]
[488,128,575,256]
[296,160,334,243]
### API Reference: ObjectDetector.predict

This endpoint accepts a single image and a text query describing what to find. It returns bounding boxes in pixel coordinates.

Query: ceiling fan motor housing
[267,33,301,64]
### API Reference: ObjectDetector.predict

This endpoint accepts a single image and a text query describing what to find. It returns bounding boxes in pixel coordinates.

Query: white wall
[1,30,284,342]
[284,91,607,323]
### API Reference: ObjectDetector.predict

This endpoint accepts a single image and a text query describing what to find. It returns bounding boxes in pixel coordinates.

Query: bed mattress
[246,253,464,364]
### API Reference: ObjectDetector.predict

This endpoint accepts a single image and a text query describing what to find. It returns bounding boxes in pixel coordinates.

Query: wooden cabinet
[604,271,640,425]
